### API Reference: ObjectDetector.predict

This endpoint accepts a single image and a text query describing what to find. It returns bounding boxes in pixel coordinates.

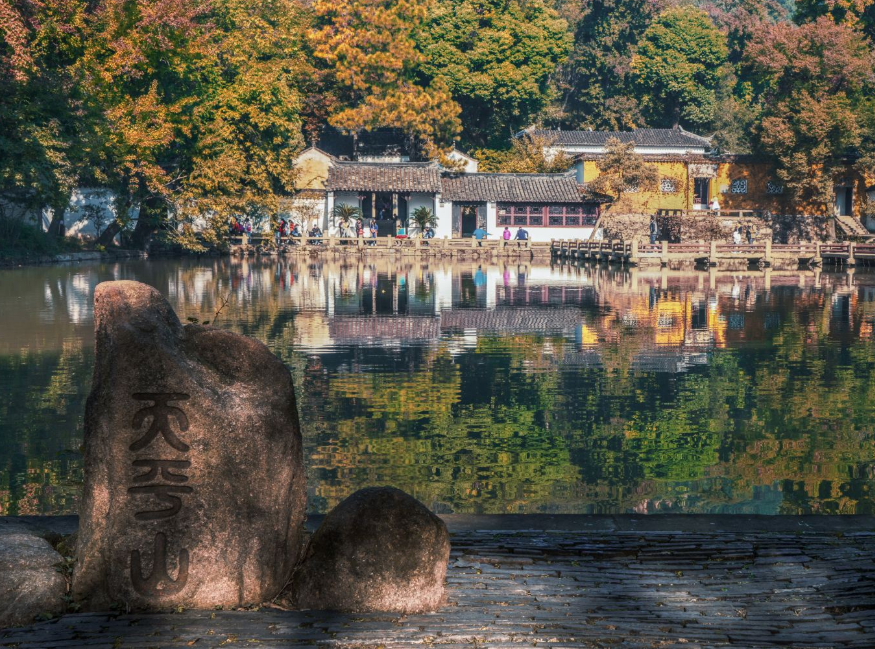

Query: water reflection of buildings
[254,258,875,373]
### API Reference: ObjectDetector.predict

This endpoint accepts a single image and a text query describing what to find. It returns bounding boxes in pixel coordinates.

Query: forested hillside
[2,0,875,239]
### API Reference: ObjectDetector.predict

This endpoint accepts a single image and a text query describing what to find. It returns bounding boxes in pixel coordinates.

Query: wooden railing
[550,238,865,265]
[230,234,541,252]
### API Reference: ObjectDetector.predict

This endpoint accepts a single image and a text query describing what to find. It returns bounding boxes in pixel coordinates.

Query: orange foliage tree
[308,0,461,158]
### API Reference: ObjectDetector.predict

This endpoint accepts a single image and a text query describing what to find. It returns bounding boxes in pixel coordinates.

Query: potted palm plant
[332,203,362,239]
[410,206,437,238]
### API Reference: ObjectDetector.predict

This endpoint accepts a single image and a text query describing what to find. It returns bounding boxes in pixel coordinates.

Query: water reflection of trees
[1,258,874,515]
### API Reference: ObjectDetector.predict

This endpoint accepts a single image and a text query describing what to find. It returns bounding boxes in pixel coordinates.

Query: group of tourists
[275,218,323,246]
[229,217,253,237]
[337,217,379,243]
[470,226,530,247]
[732,224,756,245]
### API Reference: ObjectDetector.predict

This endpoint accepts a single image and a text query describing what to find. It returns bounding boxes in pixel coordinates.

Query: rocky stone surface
[73,280,306,611]
[0,525,66,627]
[286,487,450,613]
[5,526,875,646]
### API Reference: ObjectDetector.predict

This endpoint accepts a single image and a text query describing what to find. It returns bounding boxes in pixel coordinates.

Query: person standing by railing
[649,216,659,245]
[514,227,529,247]
[473,226,488,247]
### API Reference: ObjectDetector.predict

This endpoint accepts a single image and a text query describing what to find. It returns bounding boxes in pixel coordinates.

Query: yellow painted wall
[583,157,868,217]
[293,148,333,191]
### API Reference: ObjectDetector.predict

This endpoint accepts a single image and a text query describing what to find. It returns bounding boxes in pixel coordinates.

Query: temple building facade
[532,127,871,221]
[324,161,611,242]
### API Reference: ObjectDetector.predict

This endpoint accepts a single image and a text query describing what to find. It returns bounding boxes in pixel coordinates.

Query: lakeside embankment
[0,249,148,268]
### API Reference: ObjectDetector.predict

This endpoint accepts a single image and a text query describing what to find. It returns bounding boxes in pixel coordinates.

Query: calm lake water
[1,257,874,516]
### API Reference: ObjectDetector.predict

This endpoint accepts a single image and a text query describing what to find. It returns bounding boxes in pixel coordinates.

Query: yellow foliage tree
[309,0,461,157]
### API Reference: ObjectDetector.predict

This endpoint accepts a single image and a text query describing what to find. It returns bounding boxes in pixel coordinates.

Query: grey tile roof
[440,307,584,333]
[329,316,441,342]
[327,162,442,193]
[440,173,599,204]
[531,128,711,148]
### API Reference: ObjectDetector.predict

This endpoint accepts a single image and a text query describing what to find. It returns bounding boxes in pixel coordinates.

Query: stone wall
[601,213,834,243]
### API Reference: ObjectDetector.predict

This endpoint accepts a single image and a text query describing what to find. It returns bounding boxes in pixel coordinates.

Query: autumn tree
[795,0,875,36]
[81,0,309,249]
[309,0,461,157]
[175,0,311,250]
[474,132,573,173]
[0,0,94,234]
[743,17,875,206]
[587,137,658,204]
[630,6,729,129]
[417,0,571,148]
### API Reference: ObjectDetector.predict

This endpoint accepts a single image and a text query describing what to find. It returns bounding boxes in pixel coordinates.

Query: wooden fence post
[764,239,772,266]
[709,240,717,266]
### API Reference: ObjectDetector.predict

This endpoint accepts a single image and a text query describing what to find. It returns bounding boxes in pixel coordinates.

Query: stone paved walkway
[3,521,875,648]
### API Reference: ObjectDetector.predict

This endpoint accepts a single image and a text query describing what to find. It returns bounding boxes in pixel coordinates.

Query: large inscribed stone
[73,281,306,610]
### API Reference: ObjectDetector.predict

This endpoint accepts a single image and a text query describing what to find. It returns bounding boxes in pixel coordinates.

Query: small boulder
[73,280,306,611]
[0,526,66,627]
[286,487,450,613]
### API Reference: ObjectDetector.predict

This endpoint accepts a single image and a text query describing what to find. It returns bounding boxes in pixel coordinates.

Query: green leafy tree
[0,0,95,235]
[417,0,571,147]
[794,0,875,37]
[630,6,729,128]
[552,0,668,130]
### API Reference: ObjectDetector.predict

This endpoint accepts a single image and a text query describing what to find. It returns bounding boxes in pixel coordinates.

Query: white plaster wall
[324,193,335,230]
[434,195,454,239]
[486,202,497,236]
[447,150,479,173]
[433,266,454,314]
[549,145,708,157]
[4,188,141,243]
[281,197,325,231]
[509,226,597,243]
[65,189,133,240]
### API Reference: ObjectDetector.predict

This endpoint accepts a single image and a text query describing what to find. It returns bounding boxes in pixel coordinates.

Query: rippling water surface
[1,257,874,516]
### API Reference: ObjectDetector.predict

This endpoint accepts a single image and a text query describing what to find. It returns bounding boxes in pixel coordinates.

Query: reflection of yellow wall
[583,156,868,217]
[293,147,334,191]
[579,324,599,346]
[708,304,727,349]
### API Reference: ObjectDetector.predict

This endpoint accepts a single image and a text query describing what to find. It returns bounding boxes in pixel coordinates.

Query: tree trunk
[130,196,163,249]
[96,219,124,247]
[47,204,67,237]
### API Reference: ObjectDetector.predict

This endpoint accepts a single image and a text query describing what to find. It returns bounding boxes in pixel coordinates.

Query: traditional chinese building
[532,127,871,222]
[322,161,611,241]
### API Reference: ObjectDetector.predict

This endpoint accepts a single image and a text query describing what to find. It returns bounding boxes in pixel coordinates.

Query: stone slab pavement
[2,516,874,648]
